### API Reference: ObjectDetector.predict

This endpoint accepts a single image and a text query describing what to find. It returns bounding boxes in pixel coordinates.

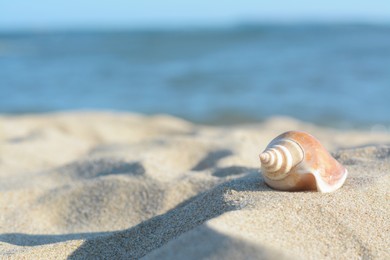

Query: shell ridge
[260,138,305,181]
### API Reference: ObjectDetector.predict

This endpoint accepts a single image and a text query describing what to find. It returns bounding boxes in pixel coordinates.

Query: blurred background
[0,0,389,129]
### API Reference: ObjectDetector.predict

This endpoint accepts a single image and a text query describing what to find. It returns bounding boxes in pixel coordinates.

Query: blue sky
[0,0,389,30]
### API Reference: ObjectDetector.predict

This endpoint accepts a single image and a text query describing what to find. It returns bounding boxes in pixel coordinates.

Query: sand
[0,112,389,259]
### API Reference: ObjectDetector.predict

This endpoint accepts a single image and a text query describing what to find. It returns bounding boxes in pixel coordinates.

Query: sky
[0,0,390,30]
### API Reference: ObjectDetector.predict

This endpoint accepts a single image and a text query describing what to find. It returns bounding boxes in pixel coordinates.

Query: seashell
[259,131,348,193]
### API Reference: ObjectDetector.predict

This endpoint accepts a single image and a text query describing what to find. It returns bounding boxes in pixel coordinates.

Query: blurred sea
[0,24,390,129]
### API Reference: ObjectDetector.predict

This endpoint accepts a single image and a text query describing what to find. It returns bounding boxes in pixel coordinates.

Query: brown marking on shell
[264,172,317,191]
[278,131,346,187]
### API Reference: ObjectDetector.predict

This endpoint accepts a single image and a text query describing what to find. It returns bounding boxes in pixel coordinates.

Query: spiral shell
[259,138,303,180]
[259,131,348,193]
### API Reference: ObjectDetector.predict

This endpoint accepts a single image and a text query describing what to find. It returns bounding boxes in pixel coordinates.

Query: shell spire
[259,131,348,193]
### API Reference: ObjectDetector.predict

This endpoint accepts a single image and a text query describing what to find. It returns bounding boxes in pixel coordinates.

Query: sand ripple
[0,113,389,259]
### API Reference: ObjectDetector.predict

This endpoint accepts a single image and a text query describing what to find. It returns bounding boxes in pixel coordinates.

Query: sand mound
[0,112,389,259]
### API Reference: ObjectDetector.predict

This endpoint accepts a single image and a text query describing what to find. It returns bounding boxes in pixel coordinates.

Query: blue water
[1,24,390,128]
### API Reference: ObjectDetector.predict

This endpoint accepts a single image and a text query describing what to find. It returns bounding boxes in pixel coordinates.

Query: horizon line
[1,20,390,33]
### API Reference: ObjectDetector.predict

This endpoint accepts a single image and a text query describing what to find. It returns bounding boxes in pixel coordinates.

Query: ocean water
[1,24,390,128]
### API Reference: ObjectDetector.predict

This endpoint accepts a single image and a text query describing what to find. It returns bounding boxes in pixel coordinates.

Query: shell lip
[313,168,349,193]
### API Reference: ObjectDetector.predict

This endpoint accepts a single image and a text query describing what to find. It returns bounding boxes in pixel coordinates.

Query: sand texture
[0,112,389,259]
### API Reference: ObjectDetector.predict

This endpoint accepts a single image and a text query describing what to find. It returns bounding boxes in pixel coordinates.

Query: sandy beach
[0,112,389,259]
